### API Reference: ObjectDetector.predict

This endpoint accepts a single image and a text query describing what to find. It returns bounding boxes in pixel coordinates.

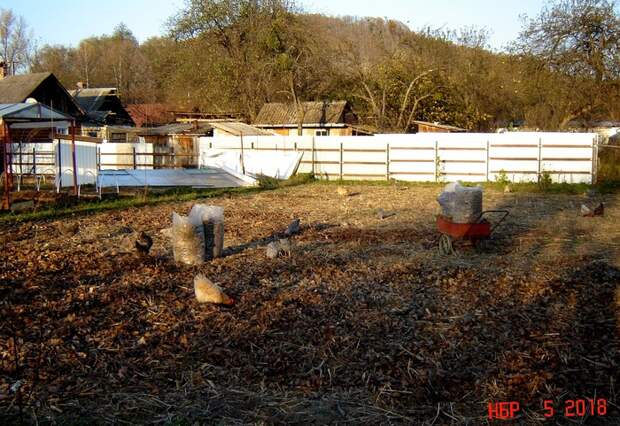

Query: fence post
[386,143,390,181]
[171,147,176,168]
[537,137,542,181]
[96,147,101,171]
[434,140,439,183]
[56,140,62,192]
[312,136,315,176]
[32,147,36,177]
[485,140,490,182]
[592,135,598,184]
[339,142,343,180]
[132,147,137,170]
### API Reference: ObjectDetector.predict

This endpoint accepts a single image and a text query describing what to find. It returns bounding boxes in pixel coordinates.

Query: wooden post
[339,142,343,180]
[71,123,78,195]
[56,137,62,193]
[1,122,11,210]
[537,137,542,181]
[386,143,390,181]
[434,140,439,182]
[96,146,101,171]
[32,147,36,177]
[592,135,598,184]
[132,147,137,170]
[311,136,315,175]
[485,139,490,182]
[240,133,246,175]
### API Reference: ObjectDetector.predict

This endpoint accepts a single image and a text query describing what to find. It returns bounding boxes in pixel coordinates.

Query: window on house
[315,129,329,136]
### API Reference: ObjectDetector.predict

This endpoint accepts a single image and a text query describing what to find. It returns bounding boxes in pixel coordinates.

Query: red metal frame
[437,215,491,240]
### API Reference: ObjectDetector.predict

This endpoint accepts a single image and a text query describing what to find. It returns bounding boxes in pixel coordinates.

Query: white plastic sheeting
[200,133,597,184]
[97,168,255,189]
[199,145,302,180]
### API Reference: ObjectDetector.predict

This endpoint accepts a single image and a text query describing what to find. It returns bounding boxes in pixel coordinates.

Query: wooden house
[69,86,135,137]
[0,70,84,120]
[253,101,368,136]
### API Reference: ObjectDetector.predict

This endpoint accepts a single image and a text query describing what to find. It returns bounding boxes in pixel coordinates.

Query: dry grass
[1,182,618,424]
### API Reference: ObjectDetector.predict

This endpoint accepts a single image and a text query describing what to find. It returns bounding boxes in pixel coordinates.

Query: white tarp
[97,168,256,189]
[200,150,303,180]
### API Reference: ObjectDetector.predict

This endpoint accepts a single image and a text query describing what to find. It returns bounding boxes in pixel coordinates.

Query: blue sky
[2,0,546,50]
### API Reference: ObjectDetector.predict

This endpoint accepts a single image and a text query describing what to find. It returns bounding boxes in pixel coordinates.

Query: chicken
[377,208,396,220]
[194,274,235,305]
[266,238,294,258]
[337,186,349,197]
[266,241,280,259]
[135,231,153,255]
[285,218,301,236]
[581,202,604,217]
[57,221,79,237]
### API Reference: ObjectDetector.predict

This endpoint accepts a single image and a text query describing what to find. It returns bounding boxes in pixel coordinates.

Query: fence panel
[199,133,597,183]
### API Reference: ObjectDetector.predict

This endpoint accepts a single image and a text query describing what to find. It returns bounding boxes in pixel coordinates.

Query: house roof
[0,72,84,116]
[69,87,117,113]
[254,101,349,127]
[208,121,275,136]
[0,102,72,121]
[126,103,174,127]
[0,72,52,103]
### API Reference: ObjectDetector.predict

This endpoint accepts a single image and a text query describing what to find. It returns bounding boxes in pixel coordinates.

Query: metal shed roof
[0,102,72,121]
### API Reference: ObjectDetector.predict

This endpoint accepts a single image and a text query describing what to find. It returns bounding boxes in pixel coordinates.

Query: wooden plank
[541,157,592,161]
[389,159,434,163]
[343,148,386,153]
[342,161,386,165]
[300,161,340,165]
[342,173,386,177]
[389,171,435,175]
[490,157,538,161]
[441,160,486,163]
[389,146,434,151]
[439,147,486,151]
[54,133,102,143]
[441,172,486,176]
[542,144,592,148]
[490,144,538,148]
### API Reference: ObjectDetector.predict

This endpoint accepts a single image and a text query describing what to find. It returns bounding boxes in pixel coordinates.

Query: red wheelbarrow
[437,210,509,255]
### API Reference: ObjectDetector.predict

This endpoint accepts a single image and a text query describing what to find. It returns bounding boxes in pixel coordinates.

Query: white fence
[200,133,598,184]
[98,142,154,170]
[10,140,98,187]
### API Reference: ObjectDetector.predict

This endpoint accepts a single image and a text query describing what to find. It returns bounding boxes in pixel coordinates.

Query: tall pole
[71,121,78,195]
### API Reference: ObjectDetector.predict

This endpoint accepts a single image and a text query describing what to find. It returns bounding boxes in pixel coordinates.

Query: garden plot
[1,183,618,424]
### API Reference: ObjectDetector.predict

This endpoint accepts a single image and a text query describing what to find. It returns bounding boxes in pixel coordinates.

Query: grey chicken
[135,231,153,255]
[285,218,301,236]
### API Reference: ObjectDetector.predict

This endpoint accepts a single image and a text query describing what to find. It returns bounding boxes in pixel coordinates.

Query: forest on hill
[15,0,620,131]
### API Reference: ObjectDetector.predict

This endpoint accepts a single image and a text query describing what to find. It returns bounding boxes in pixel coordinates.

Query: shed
[0,72,84,119]
[254,100,362,136]
[410,120,466,133]
[1,102,74,209]
[207,121,275,137]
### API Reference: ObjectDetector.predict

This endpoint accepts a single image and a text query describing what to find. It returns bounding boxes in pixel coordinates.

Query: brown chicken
[194,274,235,305]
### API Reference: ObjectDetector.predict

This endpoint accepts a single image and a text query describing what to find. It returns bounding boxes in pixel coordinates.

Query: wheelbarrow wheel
[438,234,454,255]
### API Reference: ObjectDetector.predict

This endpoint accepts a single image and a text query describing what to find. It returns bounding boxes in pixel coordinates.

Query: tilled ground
[1,183,619,424]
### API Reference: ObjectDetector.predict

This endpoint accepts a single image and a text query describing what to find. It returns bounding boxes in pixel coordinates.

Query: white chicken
[194,274,235,305]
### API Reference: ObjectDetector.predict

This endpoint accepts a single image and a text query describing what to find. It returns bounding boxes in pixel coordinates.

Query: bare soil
[1,183,619,424]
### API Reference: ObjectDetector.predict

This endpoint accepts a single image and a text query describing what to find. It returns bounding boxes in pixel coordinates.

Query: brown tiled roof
[254,101,349,126]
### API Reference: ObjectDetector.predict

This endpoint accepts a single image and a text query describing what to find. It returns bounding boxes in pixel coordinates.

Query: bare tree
[0,9,32,75]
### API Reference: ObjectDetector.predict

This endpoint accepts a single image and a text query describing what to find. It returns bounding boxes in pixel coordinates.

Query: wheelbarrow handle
[476,209,509,235]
